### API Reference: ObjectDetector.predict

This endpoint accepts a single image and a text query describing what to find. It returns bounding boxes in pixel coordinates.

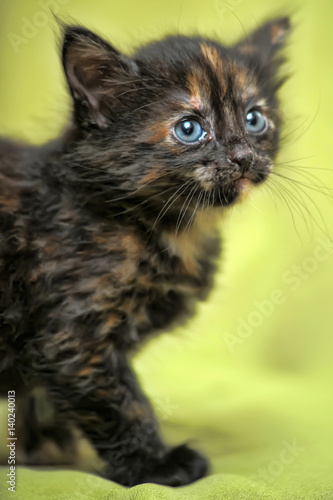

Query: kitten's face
[134,40,281,208]
[62,19,289,223]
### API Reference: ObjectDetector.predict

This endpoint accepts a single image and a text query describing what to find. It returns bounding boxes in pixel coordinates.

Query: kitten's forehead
[139,37,258,110]
[186,42,257,107]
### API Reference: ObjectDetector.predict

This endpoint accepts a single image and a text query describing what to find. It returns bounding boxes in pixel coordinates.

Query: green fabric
[1,366,333,499]
[0,469,331,500]
[1,0,333,499]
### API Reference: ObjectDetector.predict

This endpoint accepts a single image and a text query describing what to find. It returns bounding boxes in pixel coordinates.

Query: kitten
[0,17,290,486]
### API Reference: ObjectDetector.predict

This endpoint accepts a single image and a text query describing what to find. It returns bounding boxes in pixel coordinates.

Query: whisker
[105,170,175,204]
[277,164,333,172]
[270,171,332,235]
[149,178,193,236]
[268,175,328,236]
[175,182,198,235]
[271,171,333,196]
[109,184,182,217]
[274,164,333,201]
[280,101,321,147]
[200,190,208,213]
[274,155,316,165]
[217,186,224,207]
[269,177,307,221]
[185,190,203,233]
[212,187,217,209]
[279,177,330,236]
[266,178,305,238]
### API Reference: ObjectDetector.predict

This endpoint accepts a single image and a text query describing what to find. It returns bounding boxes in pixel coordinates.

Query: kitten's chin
[213,177,254,207]
[235,178,253,202]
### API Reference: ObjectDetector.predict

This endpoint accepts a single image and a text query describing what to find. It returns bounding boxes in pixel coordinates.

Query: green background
[1,0,333,498]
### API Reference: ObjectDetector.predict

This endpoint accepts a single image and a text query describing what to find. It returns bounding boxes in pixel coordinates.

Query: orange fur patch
[200,43,226,93]
[238,44,256,55]
[146,122,170,144]
[0,174,20,212]
[162,210,219,277]
[187,71,205,109]
[139,169,161,185]
[271,23,286,44]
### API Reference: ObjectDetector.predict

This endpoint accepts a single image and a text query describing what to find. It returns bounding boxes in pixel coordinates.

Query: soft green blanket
[1,349,333,499]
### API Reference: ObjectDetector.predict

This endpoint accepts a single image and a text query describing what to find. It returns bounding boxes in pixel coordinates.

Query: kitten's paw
[142,444,209,486]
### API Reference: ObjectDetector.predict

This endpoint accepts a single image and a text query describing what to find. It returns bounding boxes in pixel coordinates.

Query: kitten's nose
[228,146,254,173]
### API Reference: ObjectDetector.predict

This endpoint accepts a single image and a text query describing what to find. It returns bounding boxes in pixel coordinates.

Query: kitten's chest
[33,211,220,347]
[94,219,217,303]
[120,218,220,343]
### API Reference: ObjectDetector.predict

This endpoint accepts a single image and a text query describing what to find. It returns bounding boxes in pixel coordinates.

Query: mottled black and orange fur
[0,18,290,486]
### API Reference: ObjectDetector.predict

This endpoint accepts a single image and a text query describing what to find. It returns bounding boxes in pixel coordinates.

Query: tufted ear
[235,17,291,64]
[62,26,139,129]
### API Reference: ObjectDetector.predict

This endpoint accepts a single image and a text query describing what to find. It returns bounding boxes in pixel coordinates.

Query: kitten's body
[0,18,289,486]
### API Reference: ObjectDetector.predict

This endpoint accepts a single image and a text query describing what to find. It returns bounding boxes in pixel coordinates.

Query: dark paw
[142,444,209,486]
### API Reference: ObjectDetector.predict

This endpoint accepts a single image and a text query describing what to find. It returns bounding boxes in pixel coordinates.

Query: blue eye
[245,110,267,134]
[174,119,206,143]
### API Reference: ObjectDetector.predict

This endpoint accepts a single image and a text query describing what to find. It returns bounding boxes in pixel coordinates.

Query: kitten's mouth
[229,173,255,190]
[196,168,268,207]
[230,169,267,188]
[235,176,253,189]
[214,173,259,207]
[234,177,253,201]
[225,174,252,202]
[230,172,256,184]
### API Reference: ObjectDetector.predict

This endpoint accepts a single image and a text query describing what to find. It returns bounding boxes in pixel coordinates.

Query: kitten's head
[61,18,290,225]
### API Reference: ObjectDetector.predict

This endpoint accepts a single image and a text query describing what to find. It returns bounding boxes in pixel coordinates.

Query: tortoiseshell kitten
[0,17,290,486]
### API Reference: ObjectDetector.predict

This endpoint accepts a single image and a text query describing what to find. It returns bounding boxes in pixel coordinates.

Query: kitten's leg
[33,343,208,486]
[14,386,101,470]
[16,387,78,465]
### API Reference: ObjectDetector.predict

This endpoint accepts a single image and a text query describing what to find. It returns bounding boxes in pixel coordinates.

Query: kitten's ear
[236,17,290,62]
[62,26,139,129]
